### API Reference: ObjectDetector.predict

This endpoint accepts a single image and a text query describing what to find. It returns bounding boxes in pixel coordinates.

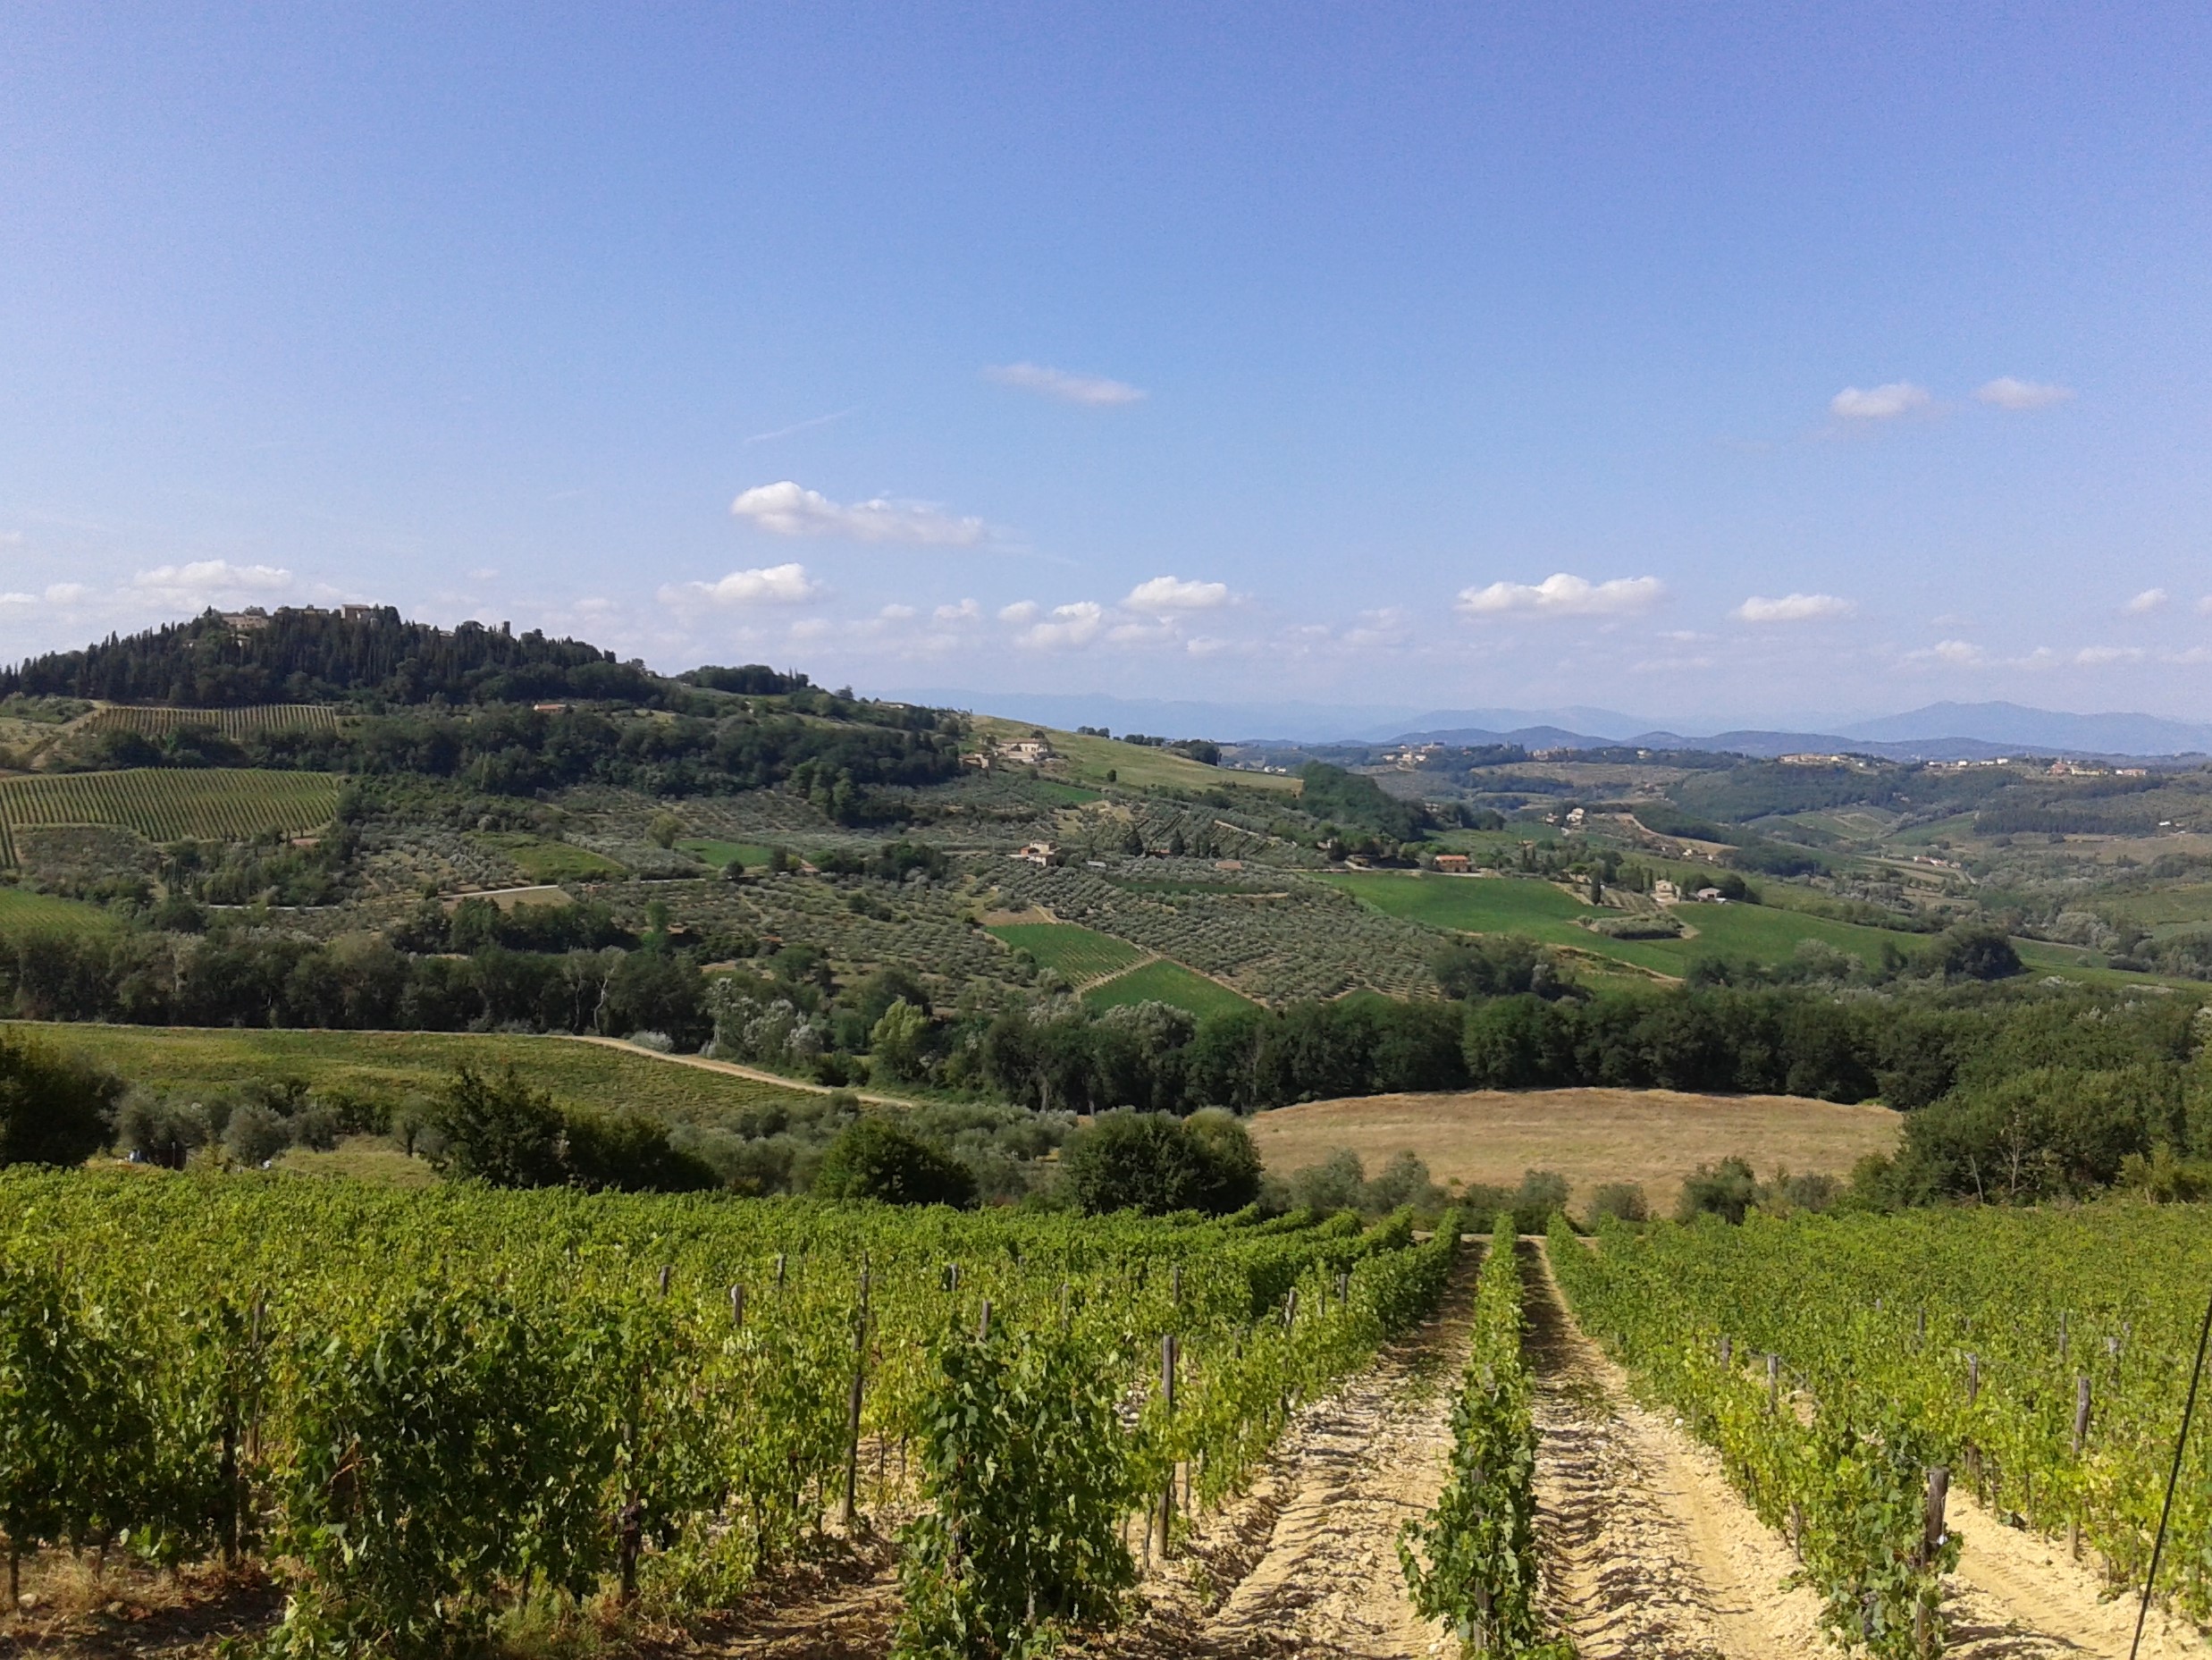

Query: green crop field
[677,837,777,870]
[80,704,344,739]
[472,831,628,881]
[1083,956,1258,1019]
[985,919,1146,983]
[0,767,341,861]
[6,1024,811,1128]
[1321,869,1930,978]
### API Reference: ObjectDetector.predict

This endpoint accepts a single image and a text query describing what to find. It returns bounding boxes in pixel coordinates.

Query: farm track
[560,1033,924,1108]
[1528,1239,2212,1660]
[1073,1251,1481,1660]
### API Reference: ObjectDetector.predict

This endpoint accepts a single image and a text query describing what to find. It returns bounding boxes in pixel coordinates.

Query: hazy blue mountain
[1837,702,2212,755]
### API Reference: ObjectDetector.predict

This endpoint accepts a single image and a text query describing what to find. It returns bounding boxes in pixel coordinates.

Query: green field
[7,1024,810,1128]
[677,837,777,871]
[971,714,1301,796]
[0,887,119,938]
[1320,870,1925,977]
[474,831,628,881]
[985,920,1146,983]
[0,767,341,861]
[1083,956,1259,1019]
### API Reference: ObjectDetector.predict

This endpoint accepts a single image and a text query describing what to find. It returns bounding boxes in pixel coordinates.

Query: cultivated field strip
[0,766,341,856]
[81,702,344,738]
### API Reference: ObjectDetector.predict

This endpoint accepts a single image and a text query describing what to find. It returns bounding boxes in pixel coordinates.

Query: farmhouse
[1432,853,1471,872]
[1013,840,1056,866]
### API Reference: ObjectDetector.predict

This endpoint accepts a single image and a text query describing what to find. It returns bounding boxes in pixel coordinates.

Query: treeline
[2,608,658,707]
[85,703,964,808]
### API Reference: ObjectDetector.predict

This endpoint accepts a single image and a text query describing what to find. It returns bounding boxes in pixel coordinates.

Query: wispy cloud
[2073,645,2149,666]
[744,408,860,445]
[131,560,292,596]
[1830,382,1931,420]
[983,363,1146,407]
[1909,638,1989,667]
[1975,377,2073,411]
[659,562,823,607]
[731,481,987,545]
[2124,587,2168,614]
[1734,593,1855,624]
[1124,575,1230,612]
[1456,572,1664,618]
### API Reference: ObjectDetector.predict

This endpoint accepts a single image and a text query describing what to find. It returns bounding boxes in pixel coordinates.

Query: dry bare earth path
[1526,1238,2212,1660]
[1078,1252,1484,1660]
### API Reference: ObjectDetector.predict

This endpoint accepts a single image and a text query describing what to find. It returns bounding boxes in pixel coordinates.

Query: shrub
[1061,1109,1261,1217]
[1586,1181,1649,1224]
[224,1101,293,1167]
[812,1116,977,1208]
[426,1066,567,1187]
[1676,1156,1758,1224]
[0,1034,120,1168]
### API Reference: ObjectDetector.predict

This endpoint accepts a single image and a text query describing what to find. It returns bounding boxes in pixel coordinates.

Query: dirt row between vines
[1522,1237,2212,1660]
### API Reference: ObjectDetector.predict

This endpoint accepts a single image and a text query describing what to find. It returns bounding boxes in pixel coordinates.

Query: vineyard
[0,767,341,863]
[1548,1207,2212,1655]
[985,919,1147,984]
[0,1170,1459,1656]
[80,703,344,739]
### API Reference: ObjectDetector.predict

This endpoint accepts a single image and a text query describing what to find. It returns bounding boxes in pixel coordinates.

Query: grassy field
[1245,1087,1903,1215]
[677,837,777,871]
[1083,956,1258,1019]
[473,832,628,881]
[0,887,120,937]
[1320,870,1926,977]
[985,920,1145,983]
[970,714,1301,796]
[0,768,341,860]
[7,1023,811,1127]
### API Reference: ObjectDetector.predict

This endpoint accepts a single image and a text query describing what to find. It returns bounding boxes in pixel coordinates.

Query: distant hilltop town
[216,603,384,633]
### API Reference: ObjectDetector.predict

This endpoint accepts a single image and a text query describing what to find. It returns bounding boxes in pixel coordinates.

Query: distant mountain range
[884,688,2212,761]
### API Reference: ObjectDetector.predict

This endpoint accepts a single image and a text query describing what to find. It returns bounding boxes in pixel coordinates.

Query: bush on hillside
[1061,1108,1262,1217]
[812,1116,977,1208]
[0,1033,120,1167]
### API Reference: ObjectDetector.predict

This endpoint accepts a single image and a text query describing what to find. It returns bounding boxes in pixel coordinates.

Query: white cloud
[1013,601,1105,651]
[935,599,982,623]
[2125,588,2169,614]
[44,582,86,605]
[1456,572,1665,618]
[1830,382,1931,420]
[0,592,34,606]
[467,567,500,582]
[0,531,21,546]
[131,560,292,594]
[997,600,1040,624]
[1976,377,2073,411]
[1124,575,1231,612]
[659,562,823,607]
[982,363,1146,407]
[879,602,917,621]
[730,480,987,546]
[1910,638,1989,667]
[2074,645,2149,666]
[1734,592,1856,624]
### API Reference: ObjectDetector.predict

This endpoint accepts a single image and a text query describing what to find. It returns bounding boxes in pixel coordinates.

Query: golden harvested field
[1245,1087,1903,1215]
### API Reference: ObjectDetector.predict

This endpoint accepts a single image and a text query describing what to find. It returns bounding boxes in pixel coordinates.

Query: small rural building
[1432,853,1471,872]
[1013,841,1056,866]
[998,738,1053,765]
[1652,878,1680,904]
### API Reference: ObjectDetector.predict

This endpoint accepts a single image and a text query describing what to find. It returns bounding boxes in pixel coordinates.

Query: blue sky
[2,4,2208,723]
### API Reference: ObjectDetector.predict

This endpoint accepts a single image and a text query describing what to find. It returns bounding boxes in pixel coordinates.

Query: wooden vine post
[1914,1465,1950,1655]
[841,1265,871,1529]
[2071,1373,2091,1557]
[1157,1333,1179,1559]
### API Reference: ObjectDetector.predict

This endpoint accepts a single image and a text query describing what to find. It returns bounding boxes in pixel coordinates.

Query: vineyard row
[0,1171,1459,1657]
